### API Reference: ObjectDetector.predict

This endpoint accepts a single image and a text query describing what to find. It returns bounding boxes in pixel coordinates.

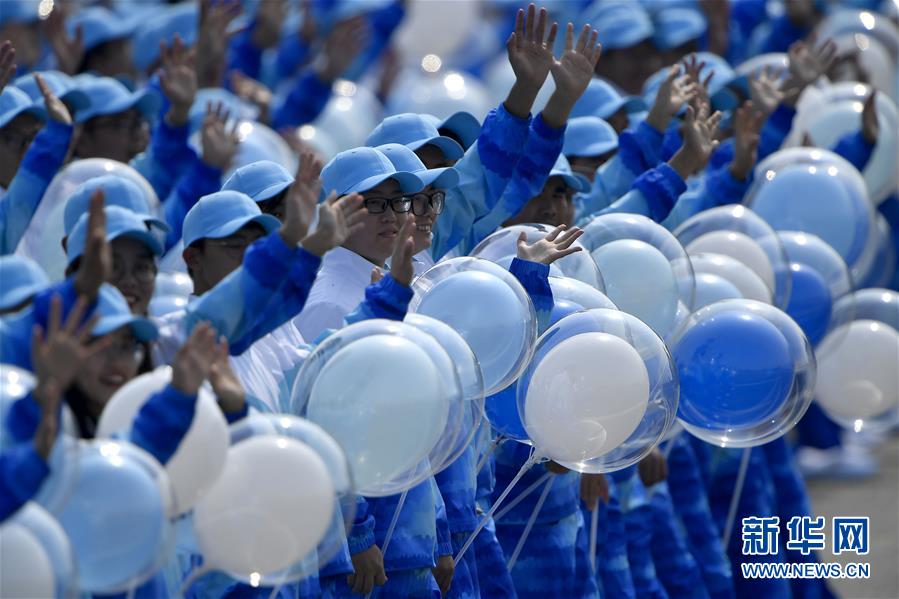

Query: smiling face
[342,178,410,265]
[503,176,575,227]
[74,327,144,415]
[110,237,157,315]
[411,184,444,253]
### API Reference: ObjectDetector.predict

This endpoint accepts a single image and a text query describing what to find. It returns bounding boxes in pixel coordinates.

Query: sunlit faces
[74,327,144,416]
[503,176,576,228]
[342,179,411,266]
[75,108,149,163]
[183,224,267,295]
[110,237,157,316]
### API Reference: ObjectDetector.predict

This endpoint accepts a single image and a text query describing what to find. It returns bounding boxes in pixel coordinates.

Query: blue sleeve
[0,443,49,522]
[708,138,735,172]
[758,104,795,161]
[0,120,73,254]
[224,403,250,424]
[433,477,453,558]
[270,69,333,130]
[4,392,42,446]
[758,15,811,54]
[599,163,687,223]
[573,155,634,223]
[227,26,265,81]
[662,166,749,231]
[133,118,197,200]
[831,131,875,173]
[617,121,665,177]
[348,496,376,555]
[129,384,197,466]
[162,160,223,251]
[509,258,553,333]
[477,103,532,205]
[275,34,312,81]
[661,123,683,163]
[343,274,413,325]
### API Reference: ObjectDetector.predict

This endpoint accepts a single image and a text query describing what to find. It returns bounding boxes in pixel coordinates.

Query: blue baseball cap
[0,87,46,129]
[652,8,707,50]
[375,143,459,190]
[132,3,198,72]
[222,161,294,203]
[12,71,91,113]
[0,0,41,27]
[548,155,590,193]
[63,176,168,235]
[67,206,164,266]
[320,147,424,197]
[570,78,647,120]
[92,283,158,341]
[365,114,464,161]
[585,0,654,51]
[182,191,280,247]
[0,256,48,311]
[422,111,481,151]
[75,77,161,123]
[68,7,136,53]
[563,117,619,158]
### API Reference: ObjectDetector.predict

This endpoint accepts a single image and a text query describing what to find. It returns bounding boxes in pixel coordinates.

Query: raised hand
[74,190,111,300]
[200,101,240,171]
[783,35,837,104]
[543,22,601,128]
[647,65,699,133]
[208,338,246,416]
[748,66,785,116]
[196,0,242,87]
[318,16,368,83]
[388,218,416,287]
[33,379,62,460]
[251,0,286,50]
[34,73,72,125]
[683,53,713,110]
[0,41,16,91]
[229,71,272,122]
[278,151,322,245]
[505,4,558,118]
[158,35,197,126]
[516,224,584,264]
[172,322,218,396]
[730,100,765,182]
[861,90,879,144]
[298,191,366,256]
[42,6,84,76]
[670,102,722,179]
[31,294,105,392]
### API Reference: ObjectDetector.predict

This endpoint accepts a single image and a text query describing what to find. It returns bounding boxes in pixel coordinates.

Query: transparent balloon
[56,439,175,594]
[393,0,478,65]
[668,299,816,447]
[692,272,745,310]
[4,503,77,598]
[295,123,340,162]
[190,120,298,182]
[689,253,772,303]
[0,364,36,450]
[0,520,56,598]
[517,309,679,473]
[855,213,897,287]
[311,81,382,152]
[745,147,875,273]
[816,9,899,73]
[471,224,605,291]
[216,414,356,585]
[290,319,461,496]
[16,159,160,281]
[483,52,555,112]
[387,69,494,122]
[409,257,537,395]
[548,276,617,311]
[581,213,695,337]
[153,271,193,298]
[833,287,899,331]
[831,33,896,102]
[148,295,189,318]
[674,205,792,309]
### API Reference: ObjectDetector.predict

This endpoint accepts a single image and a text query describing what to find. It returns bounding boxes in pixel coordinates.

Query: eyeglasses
[90,334,145,364]
[111,257,157,284]
[363,196,412,215]
[410,191,446,216]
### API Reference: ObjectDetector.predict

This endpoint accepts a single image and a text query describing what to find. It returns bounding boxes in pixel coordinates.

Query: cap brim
[556,172,591,193]
[251,179,292,203]
[0,284,45,311]
[202,213,281,241]
[59,89,92,113]
[79,88,161,122]
[349,171,424,195]
[439,112,480,149]
[417,167,459,190]
[93,314,158,342]
[0,103,47,128]
[406,135,464,161]
[143,215,171,234]
[566,139,619,158]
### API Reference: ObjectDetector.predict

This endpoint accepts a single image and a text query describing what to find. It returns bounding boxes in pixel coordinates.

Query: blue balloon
[485,384,529,442]
[785,262,832,346]
[673,311,794,429]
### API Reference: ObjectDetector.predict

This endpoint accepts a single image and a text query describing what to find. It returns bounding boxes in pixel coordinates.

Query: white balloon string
[494,471,553,522]
[506,475,554,571]
[589,502,599,572]
[453,449,542,565]
[722,447,752,549]
[475,434,505,476]
[178,564,215,598]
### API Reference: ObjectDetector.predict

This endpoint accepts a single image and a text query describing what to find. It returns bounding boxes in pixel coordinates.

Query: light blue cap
[570,78,647,120]
[365,114,464,161]
[92,283,158,341]
[0,0,41,27]
[652,8,707,50]
[563,117,619,158]
[222,161,294,203]
[585,0,654,51]
[67,206,164,265]
[375,143,460,190]
[320,147,425,197]
[182,191,280,247]
[75,77,161,123]
[132,3,198,72]
[548,155,590,193]
[0,256,48,311]
[421,111,481,151]
[0,87,46,128]
[63,176,168,235]
[12,71,91,113]
[67,7,136,53]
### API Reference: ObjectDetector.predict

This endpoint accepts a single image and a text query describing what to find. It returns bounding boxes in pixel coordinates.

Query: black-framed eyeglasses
[363,196,412,215]
[410,191,446,216]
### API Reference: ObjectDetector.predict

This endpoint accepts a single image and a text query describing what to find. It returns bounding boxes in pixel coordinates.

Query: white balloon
[194,436,334,577]
[312,81,381,152]
[686,230,776,291]
[548,276,618,310]
[524,332,650,463]
[816,320,899,422]
[689,252,773,303]
[483,53,555,112]
[0,523,55,599]
[96,367,229,515]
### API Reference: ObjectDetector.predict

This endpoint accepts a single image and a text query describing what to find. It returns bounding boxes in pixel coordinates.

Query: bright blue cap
[92,283,158,341]
[68,7,136,53]
[63,176,168,235]
[652,8,707,50]
[132,3,198,72]
[0,256,48,311]
[548,155,590,192]
[585,0,654,50]
[222,161,294,203]
[0,0,41,27]
[320,147,425,197]
[182,191,280,247]
[375,143,460,190]
[421,111,481,151]
[570,78,647,120]
[67,206,164,265]
[75,77,160,123]
[12,71,91,113]
[0,87,46,128]
[365,114,464,161]
[563,117,619,158]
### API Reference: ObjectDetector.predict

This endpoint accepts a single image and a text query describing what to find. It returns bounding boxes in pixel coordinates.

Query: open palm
[507,4,558,90]
[550,23,601,99]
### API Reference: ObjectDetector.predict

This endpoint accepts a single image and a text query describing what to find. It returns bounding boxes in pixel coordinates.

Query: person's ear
[182,246,202,279]
[61,235,68,252]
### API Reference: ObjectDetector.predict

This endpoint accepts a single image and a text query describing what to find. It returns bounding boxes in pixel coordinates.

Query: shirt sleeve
[343,275,414,325]
[0,442,49,523]
[227,26,265,81]
[598,163,687,223]
[129,384,197,466]
[133,117,197,200]
[831,130,875,173]
[162,160,223,251]
[509,258,553,333]
[270,69,333,130]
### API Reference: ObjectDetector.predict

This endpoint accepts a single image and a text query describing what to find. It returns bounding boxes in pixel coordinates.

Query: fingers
[48,294,62,335]
[516,231,528,251]
[575,23,590,55]
[88,190,106,237]
[63,296,90,337]
[546,21,558,48]
[534,6,546,43]
[361,572,375,594]
[524,4,535,41]
[554,246,583,259]
[374,570,388,586]
[514,8,525,45]
[370,267,383,285]
[564,22,574,52]
[545,224,565,241]
[556,226,583,249]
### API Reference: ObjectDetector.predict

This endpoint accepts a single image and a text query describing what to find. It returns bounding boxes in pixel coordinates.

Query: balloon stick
[475,434,505,476]
[179,564,215,598]
[494,471,552,522]
[507,475,554,571]
[722,447,752,549]
[589,502,599,572]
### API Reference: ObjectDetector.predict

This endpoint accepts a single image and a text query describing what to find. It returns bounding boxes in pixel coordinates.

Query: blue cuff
[832,130,875,173]
[0,443,50,521]
[436,540,454,557]
[531,112,566,141]
[286,246,324,287]
[224,402,249,424]
[20,120,73,180]
[661,123,682,163]
[364,274,413,321]
[633,163,687,222]
[509,258,552,318]
[767,104,796,134]
[244,232,310,289]
[6,393,42,444]
[130,385,197,466]
[348,514,376,555]
[709,166,750,205]
[478,103,531,182]
[619,121,664,176]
